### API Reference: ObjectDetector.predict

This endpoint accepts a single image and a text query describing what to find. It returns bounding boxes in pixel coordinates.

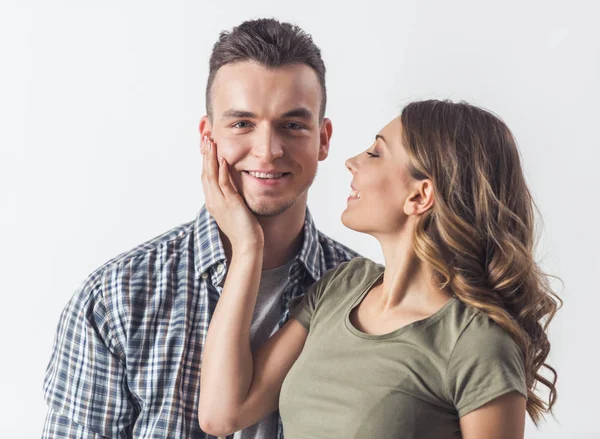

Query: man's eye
[366,152,380,158]
[283,122,304,130]
[232,121,252,128]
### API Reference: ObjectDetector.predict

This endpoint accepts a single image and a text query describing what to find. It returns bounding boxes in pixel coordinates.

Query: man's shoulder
[76,219,197,299]
[67,218,198,333]
[315,229,361,270]
[100,219,196,274]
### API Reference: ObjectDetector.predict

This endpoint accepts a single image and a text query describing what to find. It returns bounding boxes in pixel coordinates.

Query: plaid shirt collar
[193,205,325,283]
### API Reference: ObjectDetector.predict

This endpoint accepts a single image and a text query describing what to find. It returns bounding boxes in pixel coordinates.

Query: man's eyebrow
[221,109,258,120]
[281,108,313,120]
[220,108,314,121]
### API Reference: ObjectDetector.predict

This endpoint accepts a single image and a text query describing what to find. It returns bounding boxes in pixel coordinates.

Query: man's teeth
[248,171,285,179]
[350,189,361,198]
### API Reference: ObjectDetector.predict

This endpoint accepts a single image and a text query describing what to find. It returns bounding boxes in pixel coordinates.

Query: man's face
[200,61,331,217]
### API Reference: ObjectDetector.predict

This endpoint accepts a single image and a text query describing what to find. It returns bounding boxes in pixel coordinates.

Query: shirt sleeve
[43,270,136,438]
[289,262,349,331]
[42,407,111,439]
[445,315,528,418]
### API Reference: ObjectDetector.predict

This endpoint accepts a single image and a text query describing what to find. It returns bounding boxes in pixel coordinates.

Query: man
[43,18,358,438]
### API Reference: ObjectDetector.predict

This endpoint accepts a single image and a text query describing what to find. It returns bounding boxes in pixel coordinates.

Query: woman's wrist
[232,239,264,260]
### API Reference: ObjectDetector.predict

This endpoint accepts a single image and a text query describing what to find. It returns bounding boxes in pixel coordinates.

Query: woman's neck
[377,229,445,311]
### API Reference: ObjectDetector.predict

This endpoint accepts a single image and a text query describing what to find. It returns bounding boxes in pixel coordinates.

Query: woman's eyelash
[366,152,380,158]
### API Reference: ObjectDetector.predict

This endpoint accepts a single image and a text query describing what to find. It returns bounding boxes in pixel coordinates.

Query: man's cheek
[216,141,247,164]
[230,170,244,191]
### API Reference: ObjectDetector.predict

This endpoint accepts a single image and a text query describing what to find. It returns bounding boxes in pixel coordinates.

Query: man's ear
[318,118,333,161]
[199,116,212,139]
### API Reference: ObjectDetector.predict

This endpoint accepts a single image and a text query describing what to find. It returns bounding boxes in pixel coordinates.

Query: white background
[1,0,599,437]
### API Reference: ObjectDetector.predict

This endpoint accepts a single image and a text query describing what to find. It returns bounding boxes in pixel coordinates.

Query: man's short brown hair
[206,18,327,121]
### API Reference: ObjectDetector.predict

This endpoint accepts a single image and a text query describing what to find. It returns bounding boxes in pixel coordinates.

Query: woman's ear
[404,179,434,216]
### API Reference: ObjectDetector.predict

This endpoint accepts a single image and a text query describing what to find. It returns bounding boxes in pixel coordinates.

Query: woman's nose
[345,156,357,174]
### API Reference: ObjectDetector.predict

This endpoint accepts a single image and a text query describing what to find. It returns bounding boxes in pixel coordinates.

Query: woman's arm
[198,245,308,436]
[459,391,526,439]
[197,136,308,436]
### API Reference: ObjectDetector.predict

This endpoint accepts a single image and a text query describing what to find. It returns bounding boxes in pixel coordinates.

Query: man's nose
[251,128,284,161]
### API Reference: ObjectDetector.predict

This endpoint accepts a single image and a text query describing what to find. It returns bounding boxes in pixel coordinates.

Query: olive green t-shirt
[279,258,527,439]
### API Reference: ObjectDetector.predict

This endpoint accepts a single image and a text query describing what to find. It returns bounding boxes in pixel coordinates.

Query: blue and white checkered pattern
[43,206,358,438]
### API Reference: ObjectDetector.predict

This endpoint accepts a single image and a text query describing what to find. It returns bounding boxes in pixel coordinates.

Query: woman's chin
[341,210,364,233]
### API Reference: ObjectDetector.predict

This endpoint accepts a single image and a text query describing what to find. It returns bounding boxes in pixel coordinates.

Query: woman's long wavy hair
[401,100,561,424]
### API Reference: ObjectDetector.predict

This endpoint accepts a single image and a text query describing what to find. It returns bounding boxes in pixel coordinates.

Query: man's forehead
[211,61,322,118]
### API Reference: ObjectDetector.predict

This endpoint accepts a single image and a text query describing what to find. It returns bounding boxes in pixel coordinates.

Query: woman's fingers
[218,157,239,197]
[201,136,225,216]
[201,137,210,203]
[203,136,224,198]
[205,137,221,190]
[199,136,262,247]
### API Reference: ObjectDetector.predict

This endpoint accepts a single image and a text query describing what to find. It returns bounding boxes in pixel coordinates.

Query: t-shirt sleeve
[289,262,350,331]
[445,316,528,418]
[43,270,136,437]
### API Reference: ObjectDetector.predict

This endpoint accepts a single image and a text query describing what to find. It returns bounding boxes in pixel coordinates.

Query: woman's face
[342,117,425,236]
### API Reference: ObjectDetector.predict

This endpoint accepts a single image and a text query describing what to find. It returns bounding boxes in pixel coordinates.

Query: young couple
[43,18,559,439]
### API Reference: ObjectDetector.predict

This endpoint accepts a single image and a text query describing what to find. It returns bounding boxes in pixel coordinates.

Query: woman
[198,100,560,438]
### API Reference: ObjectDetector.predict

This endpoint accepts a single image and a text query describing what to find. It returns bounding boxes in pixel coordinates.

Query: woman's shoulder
[308,257,383,307]
[323,257,384,287]
[444,300,527,414]
[447,300,523,362]
[335,256,384,276]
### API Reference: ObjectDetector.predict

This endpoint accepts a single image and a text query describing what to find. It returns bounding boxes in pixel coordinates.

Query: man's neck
[258,201,306,270]
[222,198,307,271]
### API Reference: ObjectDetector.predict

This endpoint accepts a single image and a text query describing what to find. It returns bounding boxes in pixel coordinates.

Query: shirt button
[217,263,225,274]
[201,272,209,279]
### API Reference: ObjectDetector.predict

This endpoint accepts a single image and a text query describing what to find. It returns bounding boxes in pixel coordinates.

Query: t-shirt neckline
[344,270,457,340]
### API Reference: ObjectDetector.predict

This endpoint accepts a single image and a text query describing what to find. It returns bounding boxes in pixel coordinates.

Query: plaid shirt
[43,206,358,439]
